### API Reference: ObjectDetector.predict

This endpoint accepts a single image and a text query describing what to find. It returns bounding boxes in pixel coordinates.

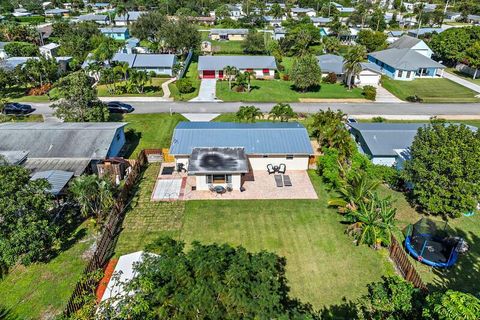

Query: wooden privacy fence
[63,150,149,316]
[389,235,428,291]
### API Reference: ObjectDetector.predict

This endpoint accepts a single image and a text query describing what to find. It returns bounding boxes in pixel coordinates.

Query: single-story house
[114,11,145,26]
[273,27,286,40]
[467,14,480,25]
[348,122,478,168]
[0,56,72,73]
[331,2,354,13]
[291,7,316,18]
[0,122,127,175]
[407,27,445,38]
[40,42,60,59]
[169,122,314,191]
[445,12,461,21]
[100,27,130,41]
[76,14,109,24]
[311,17,331,27]
[367,48,445,80]
[388,35,433,58]
[264,16,283,27]
[317,54,344,79]
[44,8,69,17]
[198,55,277,79]
[209,28,249,41]
[112,53,177,76]
[226,4,243,20]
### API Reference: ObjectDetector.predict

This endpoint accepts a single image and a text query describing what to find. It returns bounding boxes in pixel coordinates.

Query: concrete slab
[189,79,222,102]
[152,179,182,201]
[443,71,480,94]
[181,113,220,122]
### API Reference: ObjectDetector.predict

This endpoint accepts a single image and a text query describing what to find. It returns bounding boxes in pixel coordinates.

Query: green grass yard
[446,68,480,85]
[96,77,167,97]
[169,62,201,101]
[0,222,95,319]
[115,163,395,309]
[217,80,364,102]
[381,77,480,103]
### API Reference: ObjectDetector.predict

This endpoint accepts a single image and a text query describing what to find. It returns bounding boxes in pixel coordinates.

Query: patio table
[214,185,226,194]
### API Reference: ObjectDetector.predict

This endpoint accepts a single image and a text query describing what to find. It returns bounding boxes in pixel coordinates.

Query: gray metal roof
[45,8,69,14]
[0,41,8,49]
[388,35,423,50]
[77,14,108,21]
[210,28,249,35]
[311,17,331,23]
[198,56,277,71]
[115,11,144,22]
[112,53,175,68]
[188,147,249,174]
[0,150,28,165]
[407,28,445,37]
[170,122,313,155]
[24,158,90,176]
[30,170,74,195]
[317,54,344,74]
[100,27,128,33]
[0,122,126,159]
[368,48,445,71]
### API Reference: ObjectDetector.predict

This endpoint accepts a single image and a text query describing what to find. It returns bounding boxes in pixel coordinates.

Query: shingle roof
[112,53,176,68]
[198,55,277,71]
[368,48,445,71]
[210,28,249,35]
[317,54,344,74]
[388,35,423,49]
[169,122,313,155]
[30,170,74,195]
[0,122,126,159]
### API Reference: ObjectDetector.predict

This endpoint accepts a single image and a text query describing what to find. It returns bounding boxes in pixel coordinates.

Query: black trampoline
[405,218,468,268]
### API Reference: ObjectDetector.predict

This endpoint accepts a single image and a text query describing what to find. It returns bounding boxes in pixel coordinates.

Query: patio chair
[278,163,286,174]
[283,175,292,187]
[274,174,283,187]
[208,184,215,192]
[177,163,185,173]
[267,164,275,174]
[226,183,233,192]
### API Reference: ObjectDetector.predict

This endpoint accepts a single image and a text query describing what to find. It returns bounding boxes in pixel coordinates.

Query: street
[30,101,480,118]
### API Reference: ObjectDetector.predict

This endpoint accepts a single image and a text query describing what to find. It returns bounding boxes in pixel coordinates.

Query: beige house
[209,28,248,41]
[198,55,277,79]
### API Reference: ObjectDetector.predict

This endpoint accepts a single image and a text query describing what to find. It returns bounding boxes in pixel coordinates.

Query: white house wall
[248,155,309,171]
[371,157,396,167]
[196,173,242,190]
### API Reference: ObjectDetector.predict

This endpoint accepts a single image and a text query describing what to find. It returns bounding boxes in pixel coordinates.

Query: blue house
[100,27,130,40]
[367,48,445,81]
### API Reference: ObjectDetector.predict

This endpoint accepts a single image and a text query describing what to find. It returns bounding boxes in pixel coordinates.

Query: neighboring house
[114,11,145,26]
[310,17,331,27]
[112,53,177,76]
[273,27,286,40]
[367,48,445,80]
[169,122,314,191]
[467,14,480,25]
[76,14,109,24]
[0,42,8,60]
[317,54,344,79]
[290,7,316,18]
[330,2,354,13]
[12,8,32,17]
[119,37,141,54]
[407,27,445,38]
[209,28,249,41]
[198,55,277,79]
[30,170,74,196]
[386,30,405,44]
[44,8,69,17]
[348,122,478,168]
[227,4,243,20]
[91,2,111,13]
[356,62,383,86]
[320,27,359,42]
[39,42,60,59]
[263,16,283,27]
[100,27,130,40]
[0,122,127,175]
[388,35,433,58]
[0,56,71,72]
[187,16,216,25]
[445,12,461,21]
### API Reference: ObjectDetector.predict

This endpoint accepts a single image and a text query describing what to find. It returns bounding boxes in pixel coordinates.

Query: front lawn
[114,164,395,309]
[169,62,201,101]
[96,77,167,97]
[120,113,187,158]
[381,77,480,103]
[216,80,364,102]
[0,222,95,319]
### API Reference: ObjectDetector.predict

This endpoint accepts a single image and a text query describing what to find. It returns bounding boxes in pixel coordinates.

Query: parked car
[3,103,35,115]
[106,101,135,114]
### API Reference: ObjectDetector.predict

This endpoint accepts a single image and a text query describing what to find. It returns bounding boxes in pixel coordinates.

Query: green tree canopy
[98,237,317,319]
[356,29,387,53]
[423,290,480,320]
[290,54,322,91]
[429,27,480,65]
[4,41,39,56]
[242,30,267,54]
[404,121,480,218]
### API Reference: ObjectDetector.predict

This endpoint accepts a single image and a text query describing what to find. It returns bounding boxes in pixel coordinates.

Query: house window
[206,175,212,184]
[286,155,294,160]
[262,69,270,74]
[406,71,412,78]
[206,174,232,184]
[398,70,403,78]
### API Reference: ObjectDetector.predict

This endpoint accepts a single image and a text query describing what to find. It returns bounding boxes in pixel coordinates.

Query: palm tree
[328,172,381,213]
[344,193,397,249]
[243,71,253,92]
[323,36,340,54]
[129,70,152,93]
[268,103,297,122]
[344,45,367,89]
[236,105,262,122]
[114,62,130,81]
[223,65,238,90]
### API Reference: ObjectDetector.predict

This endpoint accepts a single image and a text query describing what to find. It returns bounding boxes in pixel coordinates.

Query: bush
[15,16,45,23]
[176,78,194,94]
[274,71,280,79]
[406,95,423,102]
[322,72,337,84]
[27,83,53,96]
[372,116,386,122]
[362,85,377,100]
[317,147,342,189]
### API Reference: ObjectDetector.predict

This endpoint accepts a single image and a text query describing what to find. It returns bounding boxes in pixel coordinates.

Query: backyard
[381,77,480,103]
[115,163,396,309]
[216,80,364,102]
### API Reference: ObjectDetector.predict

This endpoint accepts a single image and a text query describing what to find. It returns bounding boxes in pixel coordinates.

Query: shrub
[15,16,45,23]
[176,78,194,94]
[317,147,342,189]
[406,95,423,102]
[372,116,386,122]
[322,72,337,84]
[27,83,53,96]
[362,85,377,100]
[274,71,280,79]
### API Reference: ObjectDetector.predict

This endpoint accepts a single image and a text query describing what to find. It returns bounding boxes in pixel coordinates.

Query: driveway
[189,79,221,102]
[374,85,404,103]
[443,71,480,95]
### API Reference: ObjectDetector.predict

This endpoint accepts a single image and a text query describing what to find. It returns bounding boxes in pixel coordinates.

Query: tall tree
[344,45,367,89]
[290,54,322,92]
[236,105,262,122]
[356,29,387,53]
[242,30,267,54]
[268,103,297,122]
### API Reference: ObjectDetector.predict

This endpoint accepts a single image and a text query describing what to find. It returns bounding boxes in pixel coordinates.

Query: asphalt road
[30,101,480,117]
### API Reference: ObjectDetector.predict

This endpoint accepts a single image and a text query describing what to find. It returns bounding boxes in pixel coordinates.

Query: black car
[3,103,35,115]
[106,101,135,114]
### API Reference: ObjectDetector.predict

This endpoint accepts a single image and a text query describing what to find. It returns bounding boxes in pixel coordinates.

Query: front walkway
[375,85,405,103]
[443,71,480,95]
[181,113,220,121]
[189,79,222,102]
